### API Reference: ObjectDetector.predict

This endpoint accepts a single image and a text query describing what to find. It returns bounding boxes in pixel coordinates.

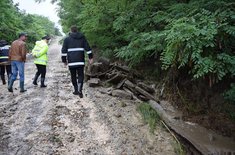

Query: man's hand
[89,58,93,64]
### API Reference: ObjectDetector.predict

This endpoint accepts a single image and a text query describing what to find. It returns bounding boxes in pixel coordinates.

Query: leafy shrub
[224,83,235,104]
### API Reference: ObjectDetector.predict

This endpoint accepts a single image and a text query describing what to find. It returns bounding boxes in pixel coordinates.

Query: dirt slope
[0,38,176,155]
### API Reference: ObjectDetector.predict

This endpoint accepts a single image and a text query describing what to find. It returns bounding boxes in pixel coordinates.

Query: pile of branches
[85,58,158,102]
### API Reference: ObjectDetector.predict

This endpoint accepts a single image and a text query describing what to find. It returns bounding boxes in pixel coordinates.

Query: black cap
[0,40,8,47]
[42,35,51,40]
[19,32,28,38]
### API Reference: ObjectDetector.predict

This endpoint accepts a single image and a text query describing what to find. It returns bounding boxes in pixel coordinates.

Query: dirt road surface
[0,38,176,155]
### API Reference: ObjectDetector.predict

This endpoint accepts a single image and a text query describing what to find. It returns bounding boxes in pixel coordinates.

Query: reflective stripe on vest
[68,62,85,66]
[35,59,47,63]
[0,56,9,59]
[33,48,42,56]
[33,49,41,52]
[61,53,67,56]
[68,48,84,52]
[87,50,92,54]
[0,45,10,50]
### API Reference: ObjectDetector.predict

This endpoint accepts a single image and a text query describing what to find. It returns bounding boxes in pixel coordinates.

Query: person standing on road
[8,32,28,93]
[0,40,11,85]
[61,25,93,98]
[32,35,51,87]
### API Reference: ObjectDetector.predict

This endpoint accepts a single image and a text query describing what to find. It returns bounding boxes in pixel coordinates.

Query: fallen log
[137,82,155,94]
[148,100,235,155]
[123,80,138,95]
[106,72,127,84]
[123,80,158,102]
[116,79,127,89]
[123,80,135,89]
[113,65,130,73]
[135,86,156,101]
[85,66,114,78]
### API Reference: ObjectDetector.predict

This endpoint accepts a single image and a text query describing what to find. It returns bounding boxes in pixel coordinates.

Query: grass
[137,102,160,133]
[137,102,186,154]
[173,140,186,155]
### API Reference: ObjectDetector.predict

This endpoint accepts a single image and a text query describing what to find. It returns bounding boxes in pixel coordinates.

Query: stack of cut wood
[85,58,158,102]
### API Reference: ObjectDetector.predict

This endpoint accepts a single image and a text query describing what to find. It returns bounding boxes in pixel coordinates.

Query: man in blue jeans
[8,32,28,93]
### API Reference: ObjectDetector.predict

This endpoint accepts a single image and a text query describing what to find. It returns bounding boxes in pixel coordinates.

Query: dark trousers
[69,66,84,90]
[0,65,11,80]
[35,64,46,78]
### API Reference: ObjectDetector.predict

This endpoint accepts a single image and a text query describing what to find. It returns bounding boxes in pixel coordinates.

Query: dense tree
[0,0,59,49]
[0,0,22,42]
[54,0,235,103]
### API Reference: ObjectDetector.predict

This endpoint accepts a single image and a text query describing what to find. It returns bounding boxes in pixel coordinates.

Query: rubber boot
[40,78,47,87]
[1,75,6,85]
[33,74,39,86]
[77,83,83,98]
[8,79,14,92]
[73,86,79,95]
[20,81,27,93]
[2,79,6,85]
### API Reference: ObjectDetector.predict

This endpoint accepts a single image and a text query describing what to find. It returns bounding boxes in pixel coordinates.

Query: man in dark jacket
[0,40,11,85]
[61,25,93,97]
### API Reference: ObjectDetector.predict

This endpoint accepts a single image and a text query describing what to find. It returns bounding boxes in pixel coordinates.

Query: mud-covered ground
[0,38,176,155]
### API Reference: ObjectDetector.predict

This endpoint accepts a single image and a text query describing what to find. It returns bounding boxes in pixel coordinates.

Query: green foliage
[20,13,56,49]
[101,49,116,59]
[0,0,59,50]
[57,0,235,102]
[137,102,160,133]
[0,0,22,42]
[224,83,235,104]
[161,5,235,82]
[115,31,165,66]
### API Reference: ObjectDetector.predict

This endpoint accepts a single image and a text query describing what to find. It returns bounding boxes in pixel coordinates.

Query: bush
[224,83,235,104]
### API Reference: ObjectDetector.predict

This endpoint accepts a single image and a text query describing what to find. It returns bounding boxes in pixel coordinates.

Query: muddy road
[0,38,176,155]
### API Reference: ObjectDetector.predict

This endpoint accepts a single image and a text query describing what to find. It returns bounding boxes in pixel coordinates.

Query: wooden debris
[98,57,110,67]
[114,65,130,73]
[135,86,156,101]
[89,62,103,74]
[123,80,157,101]
[106,73,127,84]
[116,79,127,89]
[87,78,101,87]
[111,89,133,100]
[86,61,158,102]
[137,82,155,94]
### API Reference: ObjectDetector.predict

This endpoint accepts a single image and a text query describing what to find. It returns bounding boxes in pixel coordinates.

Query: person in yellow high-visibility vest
[32,35,51,87]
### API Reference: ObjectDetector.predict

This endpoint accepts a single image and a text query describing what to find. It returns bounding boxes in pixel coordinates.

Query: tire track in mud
[0,38,176,155]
